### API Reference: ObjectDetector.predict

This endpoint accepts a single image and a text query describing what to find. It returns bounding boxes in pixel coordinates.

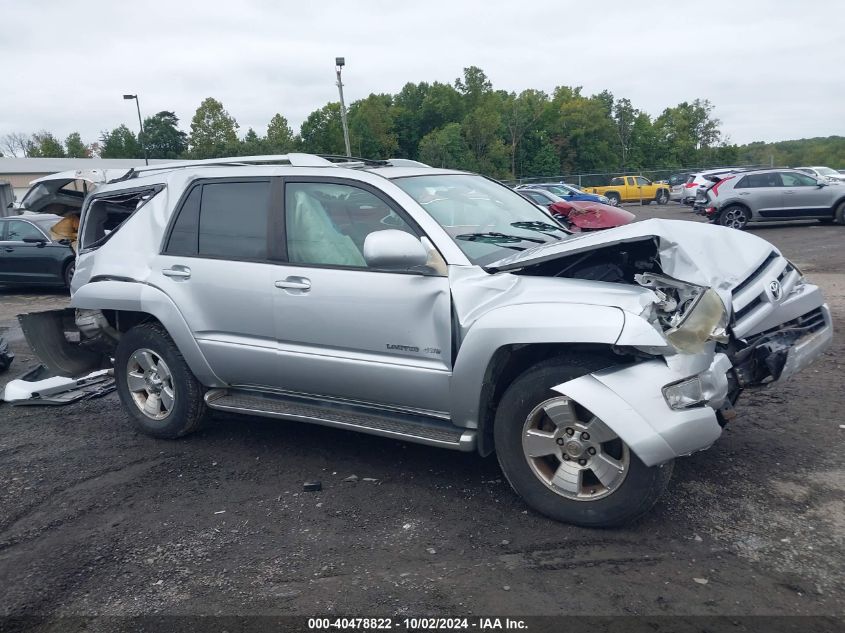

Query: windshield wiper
[456,231,546,245]
[510,221,567,239]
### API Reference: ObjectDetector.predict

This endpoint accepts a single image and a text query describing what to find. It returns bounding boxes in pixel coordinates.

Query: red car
[518,189,635,231]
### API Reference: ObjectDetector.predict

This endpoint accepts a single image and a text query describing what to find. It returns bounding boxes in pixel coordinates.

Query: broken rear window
[79,185,164,252]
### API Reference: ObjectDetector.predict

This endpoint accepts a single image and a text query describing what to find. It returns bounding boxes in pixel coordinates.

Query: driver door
[270,178,452,414]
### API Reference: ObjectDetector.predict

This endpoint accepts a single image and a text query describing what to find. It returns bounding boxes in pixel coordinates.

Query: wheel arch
[450,302,632,456]
[71,280,225,387]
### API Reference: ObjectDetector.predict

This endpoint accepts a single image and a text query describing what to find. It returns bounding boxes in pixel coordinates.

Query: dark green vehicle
[0,214,76,288]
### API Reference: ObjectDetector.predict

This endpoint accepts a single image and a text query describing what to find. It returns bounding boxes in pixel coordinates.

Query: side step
[204,389,476,452]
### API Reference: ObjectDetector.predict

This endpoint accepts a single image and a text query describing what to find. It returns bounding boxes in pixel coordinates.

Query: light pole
[335,57,352,157]
[123,94,149,165]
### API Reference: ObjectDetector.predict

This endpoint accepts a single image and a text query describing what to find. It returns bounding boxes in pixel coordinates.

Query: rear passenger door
[734,173,783,218]
[152,178,281,387]
[269,178,452,414]
[0,219,57,284]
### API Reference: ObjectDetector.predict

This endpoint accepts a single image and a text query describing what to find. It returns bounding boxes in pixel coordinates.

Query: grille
[730,251,801,339]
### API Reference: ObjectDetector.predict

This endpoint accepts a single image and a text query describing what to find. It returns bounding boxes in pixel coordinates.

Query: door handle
[783,190,795,195]
[162,266,191,280]
[275,277,311,291]
[3,247,13,252]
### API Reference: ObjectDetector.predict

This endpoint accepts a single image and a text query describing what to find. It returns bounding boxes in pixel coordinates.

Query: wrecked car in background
[516,187,635,232]
[18,154,833,527]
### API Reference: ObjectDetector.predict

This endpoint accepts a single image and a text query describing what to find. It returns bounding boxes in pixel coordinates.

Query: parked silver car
[701,168,845,229]
[20,155,833,527]
[795,166,845,184]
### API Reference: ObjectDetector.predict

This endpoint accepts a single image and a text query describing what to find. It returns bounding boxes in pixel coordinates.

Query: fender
[449,302,628,429]
[553,354,729,466]
[71,280,225,387]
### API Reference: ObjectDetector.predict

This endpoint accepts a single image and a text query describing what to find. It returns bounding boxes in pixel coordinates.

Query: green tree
[612,98,638,171]
[349,94,398,158]
[100,125,141,158]
[391,82,430,159]
[299,102,346,154]
[266,113,294,153]
[141,111,187,159]
[418,123,474,169]
[28,131,66,157]
[455,66,493,111]
[419,82,464,138]
[654,99,721,166]
[503,89,547,177]
[236,128,266,156]
[188,97,239,159]
[64,132,89,158]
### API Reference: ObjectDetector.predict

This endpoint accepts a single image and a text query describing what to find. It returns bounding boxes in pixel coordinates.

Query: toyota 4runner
[20,154,833,527]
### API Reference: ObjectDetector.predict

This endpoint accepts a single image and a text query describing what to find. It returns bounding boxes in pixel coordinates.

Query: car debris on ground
[2,365,115,406]
[0,336,13,373]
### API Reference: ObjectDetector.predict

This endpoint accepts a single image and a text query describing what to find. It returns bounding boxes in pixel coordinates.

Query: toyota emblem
[768,280,782,300]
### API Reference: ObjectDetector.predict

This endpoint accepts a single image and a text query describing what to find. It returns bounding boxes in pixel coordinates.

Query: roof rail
[107,153,334,183]
[317,154,389,168]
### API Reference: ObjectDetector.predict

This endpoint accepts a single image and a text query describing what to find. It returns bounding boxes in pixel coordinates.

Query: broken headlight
[665,288,728,353]
[635,273,728,354]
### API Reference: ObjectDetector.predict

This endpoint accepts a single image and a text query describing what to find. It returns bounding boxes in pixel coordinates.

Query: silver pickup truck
[20,154,833,526]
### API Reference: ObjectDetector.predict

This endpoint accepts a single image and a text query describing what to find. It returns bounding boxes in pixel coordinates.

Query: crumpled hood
[486,218,776,304]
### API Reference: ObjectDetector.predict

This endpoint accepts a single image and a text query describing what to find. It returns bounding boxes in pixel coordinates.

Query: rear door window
[165,180,272,260]
[198,182,271,260]
[7,220,46,241]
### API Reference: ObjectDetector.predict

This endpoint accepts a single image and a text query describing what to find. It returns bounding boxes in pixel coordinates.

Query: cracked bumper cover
[553,353,732,467]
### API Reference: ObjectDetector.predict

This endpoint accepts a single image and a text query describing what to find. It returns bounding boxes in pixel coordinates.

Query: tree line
[1,67,842,178]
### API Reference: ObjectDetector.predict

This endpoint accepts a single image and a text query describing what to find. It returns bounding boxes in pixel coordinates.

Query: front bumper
[553,352,730,467]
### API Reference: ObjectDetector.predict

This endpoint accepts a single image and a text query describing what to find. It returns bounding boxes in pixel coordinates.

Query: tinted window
[527,192,550,204]
[737,173,782,188]
[780,172,817,187]
[610,177,624,186]
[285,182,415,268]
[635,176,650,186]
[6,220,46,241]
[166,185,201,255]
[198,181,270,260]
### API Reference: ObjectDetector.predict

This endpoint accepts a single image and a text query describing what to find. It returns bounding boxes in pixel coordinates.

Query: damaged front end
[484,219,832,464]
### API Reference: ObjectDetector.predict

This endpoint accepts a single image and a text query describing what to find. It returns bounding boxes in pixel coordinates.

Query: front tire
[494,356,673,527]
[115,322,207,439]
[835,200,845,225]
[718,205,751,230]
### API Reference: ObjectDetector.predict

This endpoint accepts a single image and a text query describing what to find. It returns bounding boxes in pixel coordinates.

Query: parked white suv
[20,154,833,527]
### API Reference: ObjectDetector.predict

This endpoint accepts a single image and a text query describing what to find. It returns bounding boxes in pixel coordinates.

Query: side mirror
[817,180,828,187]
[363,229,428,270]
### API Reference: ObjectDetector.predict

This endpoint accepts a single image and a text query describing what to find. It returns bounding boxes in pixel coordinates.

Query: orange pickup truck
[585,176,670,206]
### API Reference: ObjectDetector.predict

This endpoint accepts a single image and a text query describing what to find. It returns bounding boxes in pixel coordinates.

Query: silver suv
[702,168,845,229]
[21,154,833,527]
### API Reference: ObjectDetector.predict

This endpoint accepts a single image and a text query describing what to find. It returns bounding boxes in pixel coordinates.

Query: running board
[204,389,476,452]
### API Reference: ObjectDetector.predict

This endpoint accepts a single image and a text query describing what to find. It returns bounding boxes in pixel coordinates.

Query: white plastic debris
[2,369,110,402]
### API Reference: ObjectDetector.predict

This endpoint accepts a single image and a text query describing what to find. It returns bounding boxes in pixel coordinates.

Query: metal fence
[504,163,774,188]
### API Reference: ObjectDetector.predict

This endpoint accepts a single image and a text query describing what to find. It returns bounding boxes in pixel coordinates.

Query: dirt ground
[0,206,843,623]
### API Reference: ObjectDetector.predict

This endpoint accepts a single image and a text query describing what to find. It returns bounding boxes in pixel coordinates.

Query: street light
[335,57,352,157]
[123,94,149,165]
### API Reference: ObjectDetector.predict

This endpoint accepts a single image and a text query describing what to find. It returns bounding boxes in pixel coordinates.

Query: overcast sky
[1,0,842,147]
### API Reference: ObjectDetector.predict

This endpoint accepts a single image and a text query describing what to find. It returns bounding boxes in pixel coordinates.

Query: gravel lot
[0,205,843,622]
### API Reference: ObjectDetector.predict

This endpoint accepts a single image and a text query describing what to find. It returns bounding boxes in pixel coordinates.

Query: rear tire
[718,205,751,230]
[606,193,621,206]
[655,190,670,205]
[63,260,75,289]
[494,355,673,527]
[115,322,207,439]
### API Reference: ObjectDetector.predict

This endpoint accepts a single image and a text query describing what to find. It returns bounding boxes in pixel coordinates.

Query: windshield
[393,174,569,266]
[815,167,837,176]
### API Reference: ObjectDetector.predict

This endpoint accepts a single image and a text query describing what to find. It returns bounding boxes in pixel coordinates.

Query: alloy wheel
[126,348,175,420]
[521,397,629,501]
[721,208,748,229]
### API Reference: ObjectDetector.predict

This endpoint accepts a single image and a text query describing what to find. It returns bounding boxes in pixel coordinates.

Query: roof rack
[317,154,389,168]
[107,153,335,183]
